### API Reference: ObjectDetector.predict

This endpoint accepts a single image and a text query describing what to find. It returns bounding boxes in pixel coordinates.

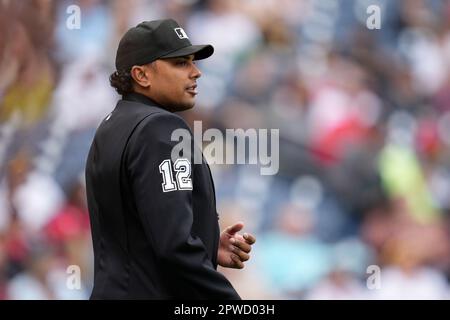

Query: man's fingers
[226,221,244,236]
[231,254,244,269]
[230,245,250,262]
[243,232,256,245]
[231,239,252,253]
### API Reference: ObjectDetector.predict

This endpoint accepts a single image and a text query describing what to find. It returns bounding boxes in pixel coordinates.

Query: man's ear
[130,65,150,88]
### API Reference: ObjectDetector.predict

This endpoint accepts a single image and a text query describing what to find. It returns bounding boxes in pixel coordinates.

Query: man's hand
[217,221,256,269]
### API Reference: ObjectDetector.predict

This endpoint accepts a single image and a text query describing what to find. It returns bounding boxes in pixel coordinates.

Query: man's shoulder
[116,98,168,119]
[99,99,181,130]
[136,110,191,138]
[116,99,186,125]
[114,100,190,138]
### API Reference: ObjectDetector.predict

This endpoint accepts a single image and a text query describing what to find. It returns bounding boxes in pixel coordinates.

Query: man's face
[146,54,201,112]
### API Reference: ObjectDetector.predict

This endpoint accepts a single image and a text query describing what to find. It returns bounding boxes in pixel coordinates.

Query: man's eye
[177,61,188,66]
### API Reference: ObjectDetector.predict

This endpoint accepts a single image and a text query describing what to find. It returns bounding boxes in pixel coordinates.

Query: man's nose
[191,63,202,79]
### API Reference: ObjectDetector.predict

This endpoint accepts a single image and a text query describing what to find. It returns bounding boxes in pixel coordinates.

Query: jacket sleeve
[124,111,240,299]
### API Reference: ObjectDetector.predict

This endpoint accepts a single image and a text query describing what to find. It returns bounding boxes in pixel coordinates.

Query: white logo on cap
[174,27,189,39]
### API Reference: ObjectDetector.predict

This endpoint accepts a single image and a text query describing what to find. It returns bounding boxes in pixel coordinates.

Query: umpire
[85,19,255,299]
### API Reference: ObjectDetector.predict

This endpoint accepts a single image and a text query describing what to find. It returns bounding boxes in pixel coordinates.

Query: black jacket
[85,92,240,299]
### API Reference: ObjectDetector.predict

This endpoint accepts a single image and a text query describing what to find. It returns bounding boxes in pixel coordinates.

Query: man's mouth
[186,84,198,95]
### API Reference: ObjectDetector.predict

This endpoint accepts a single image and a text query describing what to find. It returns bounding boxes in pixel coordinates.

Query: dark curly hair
[109,70,134,95]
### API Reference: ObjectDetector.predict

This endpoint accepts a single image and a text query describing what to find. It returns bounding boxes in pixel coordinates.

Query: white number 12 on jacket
[158,158,193,192]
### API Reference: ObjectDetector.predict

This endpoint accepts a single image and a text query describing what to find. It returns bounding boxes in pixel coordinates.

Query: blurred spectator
[306,236,373,299]
[55,0,113,63]
[0,2,56,127]
[45,179,90,245]
[6,242,87,299]
[257,203,332,298]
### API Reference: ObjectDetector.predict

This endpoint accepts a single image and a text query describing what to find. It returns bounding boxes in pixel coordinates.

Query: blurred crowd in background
[1,0,450,299]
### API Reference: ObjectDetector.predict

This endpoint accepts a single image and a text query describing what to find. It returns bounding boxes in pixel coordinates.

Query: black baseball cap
[115,19,214,72]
